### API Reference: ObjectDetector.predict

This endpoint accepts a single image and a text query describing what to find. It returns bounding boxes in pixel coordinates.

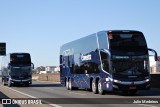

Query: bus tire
[66,79,69,90]
[2,79,6,86]
[8,80,12,87]
[68,78,72,90]
[98,80,105,95]
[92,80,98,94]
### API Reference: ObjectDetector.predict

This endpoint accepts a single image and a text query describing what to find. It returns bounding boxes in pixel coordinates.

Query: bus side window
[62,56,65,66]
[100,51,109,73]
[82,62,99,74]
[69,55,74,74]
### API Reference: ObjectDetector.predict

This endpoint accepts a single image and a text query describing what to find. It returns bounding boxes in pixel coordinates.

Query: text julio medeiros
[133,99,159,104]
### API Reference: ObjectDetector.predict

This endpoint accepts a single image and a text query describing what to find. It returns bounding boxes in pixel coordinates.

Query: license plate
[129,86,136,90]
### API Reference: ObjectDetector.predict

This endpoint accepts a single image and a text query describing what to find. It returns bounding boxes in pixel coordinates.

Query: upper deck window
[108,32,147,52]
[10,54,31,65]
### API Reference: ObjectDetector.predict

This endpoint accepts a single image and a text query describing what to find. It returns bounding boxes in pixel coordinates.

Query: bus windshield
[109,33,147,53]
[10,54,31,65]
[10,66,31,75]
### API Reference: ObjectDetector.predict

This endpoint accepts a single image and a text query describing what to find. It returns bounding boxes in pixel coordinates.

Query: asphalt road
[0,80,160,107]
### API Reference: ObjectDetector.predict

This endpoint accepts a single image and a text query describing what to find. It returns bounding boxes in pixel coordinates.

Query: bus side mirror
[148,48,158,61]
[31,63,34,69]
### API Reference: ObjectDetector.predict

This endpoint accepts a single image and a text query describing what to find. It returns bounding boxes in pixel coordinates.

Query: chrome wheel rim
[92,82,96,92]
[98,81,102,93]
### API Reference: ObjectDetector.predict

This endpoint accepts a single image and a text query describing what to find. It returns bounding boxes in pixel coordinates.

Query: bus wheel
[66,79,69,90]
[68,78,72,90]
[98,80,104,95]
[2,80,6,86]
[8,80,12,87]
[92,80,98,94]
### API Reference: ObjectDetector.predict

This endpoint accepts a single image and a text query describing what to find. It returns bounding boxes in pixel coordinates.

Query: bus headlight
[113,79,121,83]
[106,78,109,81]
[145,76,150,82]
[145,78,150,82]
[106,77,113,82]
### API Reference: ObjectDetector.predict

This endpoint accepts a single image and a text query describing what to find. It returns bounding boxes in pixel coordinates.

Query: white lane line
[138,104,159,107]
[68,92,86,96]
[2,85,159,107]
[2,86,62,107]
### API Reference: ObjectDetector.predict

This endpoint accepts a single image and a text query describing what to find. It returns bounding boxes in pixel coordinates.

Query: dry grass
[32,73,60,82]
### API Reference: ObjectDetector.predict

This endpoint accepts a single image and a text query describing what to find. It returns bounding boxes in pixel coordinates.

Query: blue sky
[0,0,160,67]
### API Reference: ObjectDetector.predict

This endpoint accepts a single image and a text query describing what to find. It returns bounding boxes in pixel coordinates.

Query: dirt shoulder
[32,73,60,82]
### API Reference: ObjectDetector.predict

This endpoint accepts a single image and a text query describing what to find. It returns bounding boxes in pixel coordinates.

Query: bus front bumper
[112,79,150,91]
[10,79,32,85]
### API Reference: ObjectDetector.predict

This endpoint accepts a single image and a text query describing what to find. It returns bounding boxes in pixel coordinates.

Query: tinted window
[10,54,31,65]
[109,33,147,52]
[97,32,108,49]
[100,51,110,73]
[74,62,99,74]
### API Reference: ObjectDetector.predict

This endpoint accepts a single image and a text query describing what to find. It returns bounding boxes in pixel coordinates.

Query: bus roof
[100,30,142,33]
[10,52,30,55]
[61,30,143,47]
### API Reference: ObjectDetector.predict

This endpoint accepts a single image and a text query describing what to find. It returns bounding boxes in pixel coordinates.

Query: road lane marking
[68,92,86,96]
[1,84,159,107]
[2,86,62,107]
[139,104,158,107]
